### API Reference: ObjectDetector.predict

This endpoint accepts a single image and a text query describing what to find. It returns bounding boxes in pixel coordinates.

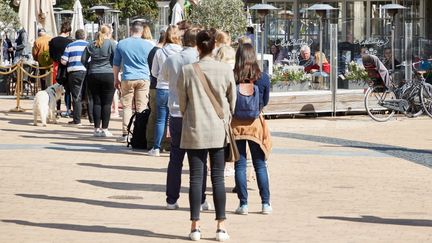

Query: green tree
[0,0,20,32]
[188,0,247,39]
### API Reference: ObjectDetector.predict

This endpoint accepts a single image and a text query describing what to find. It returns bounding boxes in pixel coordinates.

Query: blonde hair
[95,25,111,48]
[142,24,153,40]
[315,51,328,64]
[215,30,231,47]
[164,25,182,45]
[238,36,252,46]
[215,46,236,65]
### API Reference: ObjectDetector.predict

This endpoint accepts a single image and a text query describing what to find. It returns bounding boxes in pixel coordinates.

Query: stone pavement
[0,97,431,243]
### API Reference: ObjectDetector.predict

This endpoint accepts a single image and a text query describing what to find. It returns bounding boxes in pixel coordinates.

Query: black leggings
[87,73,115,129]
[187,148,226,221]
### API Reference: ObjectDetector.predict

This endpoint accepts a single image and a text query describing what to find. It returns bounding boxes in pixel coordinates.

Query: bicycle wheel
[420,84,432,118]
[405,87,423,118]
[364,85,396,122]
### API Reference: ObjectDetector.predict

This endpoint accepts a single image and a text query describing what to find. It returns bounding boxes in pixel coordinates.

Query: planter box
[271,81,309,92]
[338,78,368,90]
[347,80,368,89]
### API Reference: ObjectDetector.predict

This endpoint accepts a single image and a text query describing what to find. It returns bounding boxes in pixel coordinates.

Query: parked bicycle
[363,55,432,122]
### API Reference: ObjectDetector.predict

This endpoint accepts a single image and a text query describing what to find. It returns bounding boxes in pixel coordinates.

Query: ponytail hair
[95,25,112,48]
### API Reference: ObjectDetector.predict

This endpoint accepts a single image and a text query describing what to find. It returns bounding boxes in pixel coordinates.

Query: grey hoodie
[151,43,183,89]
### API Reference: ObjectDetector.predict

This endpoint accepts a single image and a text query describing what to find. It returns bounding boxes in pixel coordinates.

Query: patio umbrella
[17,0,57,49]
[39,0,58,36]
[18,0,38,45]
[71,0,84,36]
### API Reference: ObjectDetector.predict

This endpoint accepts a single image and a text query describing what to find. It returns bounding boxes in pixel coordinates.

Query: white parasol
[71,0,85,36]
[39,0,57,36]
[17,0,57,49]
[18,0,38,45]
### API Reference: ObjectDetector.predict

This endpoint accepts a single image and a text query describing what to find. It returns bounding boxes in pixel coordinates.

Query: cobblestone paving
[0,98,431,243]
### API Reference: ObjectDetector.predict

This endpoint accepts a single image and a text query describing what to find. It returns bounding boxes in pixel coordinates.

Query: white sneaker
[101,129,113,137]
[216,229,229,242]
[93,130,102,137]
[166,202,179,210]
[262,203,273,215]
[235,204,248,215]
[116,135,127,143]
[148,148,160,157]
[200,200,212,211]
[189,229,201,241]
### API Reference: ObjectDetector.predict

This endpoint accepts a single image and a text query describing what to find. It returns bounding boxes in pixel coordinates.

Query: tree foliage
[188,0,247,39]
[0,0,20,33]
[55,0,158,22]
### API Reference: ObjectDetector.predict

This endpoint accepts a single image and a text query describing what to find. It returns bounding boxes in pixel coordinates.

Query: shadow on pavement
[77,180,188,193]
[319,215,432,227]
[1,220,187,240]
[272,132,432,169]
[0,116,33,126]
[77,163,189,174]
[1,128,92,136]
[15,194,189,212]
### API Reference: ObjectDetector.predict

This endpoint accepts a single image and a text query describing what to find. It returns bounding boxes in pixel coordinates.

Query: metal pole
[405,22,413,83]
[260,19,265,71]
[391,17,395,72]
[91,21,95,40]
[319,17,323,74]
[330,23,338,117]
[126,18,130,38]
[114,14,119,41]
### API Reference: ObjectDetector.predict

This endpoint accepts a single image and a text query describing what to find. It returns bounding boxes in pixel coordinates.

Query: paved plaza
[0,97,431,243]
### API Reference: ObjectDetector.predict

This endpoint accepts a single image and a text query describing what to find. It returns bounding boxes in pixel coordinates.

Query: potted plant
[271,64,310,91]
[344,61,369,89]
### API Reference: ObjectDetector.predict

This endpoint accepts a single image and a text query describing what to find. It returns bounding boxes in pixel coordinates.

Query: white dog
[33,83,64,126]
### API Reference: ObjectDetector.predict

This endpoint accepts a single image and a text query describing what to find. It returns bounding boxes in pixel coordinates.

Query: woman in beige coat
[177,30,236,242]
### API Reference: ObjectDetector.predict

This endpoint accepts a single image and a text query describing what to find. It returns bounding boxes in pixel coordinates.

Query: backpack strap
[126,112,137,134]
[192,63,225,120]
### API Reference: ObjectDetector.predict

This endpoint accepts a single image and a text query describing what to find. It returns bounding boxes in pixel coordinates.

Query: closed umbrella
[71,0,85,36]
[39,0,57,36]
[18,0,38,45]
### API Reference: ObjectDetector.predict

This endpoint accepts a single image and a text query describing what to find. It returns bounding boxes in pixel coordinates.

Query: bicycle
[364,60,432,122]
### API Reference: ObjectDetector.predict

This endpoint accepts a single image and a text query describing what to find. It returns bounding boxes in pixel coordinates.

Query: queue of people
[10,20,273,242]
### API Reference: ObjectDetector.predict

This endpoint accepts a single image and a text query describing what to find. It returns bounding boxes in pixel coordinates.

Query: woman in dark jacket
[82,25,117,137]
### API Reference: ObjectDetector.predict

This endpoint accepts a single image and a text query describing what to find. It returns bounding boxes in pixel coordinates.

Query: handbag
[192,63,240,163]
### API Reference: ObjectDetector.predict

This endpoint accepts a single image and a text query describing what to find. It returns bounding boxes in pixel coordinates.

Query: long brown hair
[234,43,261,83]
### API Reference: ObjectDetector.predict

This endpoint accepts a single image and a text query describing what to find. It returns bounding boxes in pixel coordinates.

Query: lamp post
[278,10,294,45]
[53,7,63,34]
[382,4,406,72]
[90,5,111,28]
[306,4,337,80]
[109,10,121,41]
[250,3,278,71]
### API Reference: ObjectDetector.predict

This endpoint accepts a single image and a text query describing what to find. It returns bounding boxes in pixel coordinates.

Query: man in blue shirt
[113,21,155,141]
[61,29,88,125]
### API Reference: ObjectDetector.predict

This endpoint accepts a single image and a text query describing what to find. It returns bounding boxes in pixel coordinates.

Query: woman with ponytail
[82,25,117,137]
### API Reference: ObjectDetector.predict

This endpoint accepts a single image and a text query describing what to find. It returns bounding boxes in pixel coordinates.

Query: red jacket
[305,63,330,74]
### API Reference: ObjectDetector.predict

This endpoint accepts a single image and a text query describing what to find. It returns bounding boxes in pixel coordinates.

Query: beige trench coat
[177,56,236,149]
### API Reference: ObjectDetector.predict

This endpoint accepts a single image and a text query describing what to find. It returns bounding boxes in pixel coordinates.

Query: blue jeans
[235,140,270,206]
[153,89,169,149]
[166,117,208,204]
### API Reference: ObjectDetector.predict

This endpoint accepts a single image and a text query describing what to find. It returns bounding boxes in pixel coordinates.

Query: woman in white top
[148,25,183,156]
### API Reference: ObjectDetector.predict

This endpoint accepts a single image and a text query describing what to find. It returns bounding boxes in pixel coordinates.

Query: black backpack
[127,109,151,149]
